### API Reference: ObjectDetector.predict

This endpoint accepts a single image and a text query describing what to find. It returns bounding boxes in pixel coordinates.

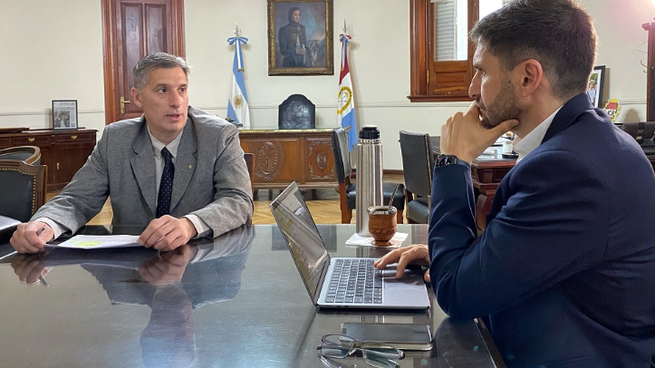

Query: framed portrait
[52,100,78,130]
[587,65,605,108]
[267,0,333,76]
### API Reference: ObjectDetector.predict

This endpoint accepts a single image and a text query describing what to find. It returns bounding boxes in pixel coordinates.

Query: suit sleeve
[188,124,253,238]
[31,127,111,233]
[428,149,609,319]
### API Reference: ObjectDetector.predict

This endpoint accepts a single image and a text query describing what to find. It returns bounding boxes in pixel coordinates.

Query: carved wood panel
[239,129,337,190]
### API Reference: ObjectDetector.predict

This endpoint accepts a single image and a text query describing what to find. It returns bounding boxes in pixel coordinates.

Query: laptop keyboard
[325,259,383,304]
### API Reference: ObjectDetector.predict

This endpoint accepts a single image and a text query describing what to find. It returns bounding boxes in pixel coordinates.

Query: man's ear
[515,59,543,97]
[131,87,143,108]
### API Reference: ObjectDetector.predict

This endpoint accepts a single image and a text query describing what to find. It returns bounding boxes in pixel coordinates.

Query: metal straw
[388,184,400,212]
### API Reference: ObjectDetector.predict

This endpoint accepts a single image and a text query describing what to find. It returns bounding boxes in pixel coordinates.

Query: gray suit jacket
[33,106,253,238]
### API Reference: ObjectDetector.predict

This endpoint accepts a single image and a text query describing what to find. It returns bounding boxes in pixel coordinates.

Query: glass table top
[0,224,502,368]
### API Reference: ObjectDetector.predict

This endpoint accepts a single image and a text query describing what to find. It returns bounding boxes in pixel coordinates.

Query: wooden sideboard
[0,129,97,192]
[238,129,337,190]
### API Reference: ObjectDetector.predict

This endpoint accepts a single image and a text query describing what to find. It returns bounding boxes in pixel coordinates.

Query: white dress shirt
[512,106,562,162]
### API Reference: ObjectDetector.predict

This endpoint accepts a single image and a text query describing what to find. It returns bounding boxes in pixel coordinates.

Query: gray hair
[470,0,597,101]
[133,52,190,90]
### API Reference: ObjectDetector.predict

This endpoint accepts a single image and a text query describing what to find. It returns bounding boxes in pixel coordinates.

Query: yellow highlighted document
[47,235,141,250]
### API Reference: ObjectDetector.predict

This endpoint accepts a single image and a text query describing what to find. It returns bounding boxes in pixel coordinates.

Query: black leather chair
[278,94,315,129]
[399,130,434,224]
[621,122,655,156]
[0,145,41,164]
[331,127,405,224]
[0,157,47,222]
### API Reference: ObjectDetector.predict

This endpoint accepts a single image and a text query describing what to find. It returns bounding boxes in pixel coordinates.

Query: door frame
[101,0,186,125]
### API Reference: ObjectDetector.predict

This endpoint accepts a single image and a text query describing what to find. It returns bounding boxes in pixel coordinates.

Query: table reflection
[8,225,254,368]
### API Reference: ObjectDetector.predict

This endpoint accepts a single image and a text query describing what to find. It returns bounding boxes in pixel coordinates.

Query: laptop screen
[270,182,330,303]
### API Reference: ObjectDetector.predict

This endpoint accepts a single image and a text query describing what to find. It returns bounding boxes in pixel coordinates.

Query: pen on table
[38,273,49,287]
[35,226,49,287]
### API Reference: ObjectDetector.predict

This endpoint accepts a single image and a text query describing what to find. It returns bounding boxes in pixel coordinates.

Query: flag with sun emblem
[227,26,250,128]
[337,28,357,151]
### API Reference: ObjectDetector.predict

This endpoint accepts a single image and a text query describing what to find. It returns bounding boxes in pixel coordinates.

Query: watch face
[437,155,457,167]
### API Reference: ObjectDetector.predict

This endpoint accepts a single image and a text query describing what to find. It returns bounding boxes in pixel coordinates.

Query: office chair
[331,127,405,224]
[278,94,315,129]
[621,122,655,156]
[399,130,434,224]
[0,145,41,164]
[0,159,47,222]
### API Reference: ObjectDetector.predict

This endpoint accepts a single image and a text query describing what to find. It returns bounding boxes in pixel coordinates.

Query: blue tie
[156,147,174,217]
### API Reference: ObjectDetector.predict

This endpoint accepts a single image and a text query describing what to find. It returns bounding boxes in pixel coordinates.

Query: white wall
[0,1,106,130]
[1,0,654,169]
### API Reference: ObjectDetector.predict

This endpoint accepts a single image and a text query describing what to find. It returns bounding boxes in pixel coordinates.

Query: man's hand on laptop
[374,244,430,282]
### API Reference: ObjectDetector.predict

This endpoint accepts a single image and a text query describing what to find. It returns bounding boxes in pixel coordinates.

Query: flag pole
[337,20,357,151]
[227,25,251,128]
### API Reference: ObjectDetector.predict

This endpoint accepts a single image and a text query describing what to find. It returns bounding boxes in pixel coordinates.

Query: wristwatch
[436,154,460,167]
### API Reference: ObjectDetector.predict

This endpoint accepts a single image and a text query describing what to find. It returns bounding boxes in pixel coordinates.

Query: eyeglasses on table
[317,333,405,368]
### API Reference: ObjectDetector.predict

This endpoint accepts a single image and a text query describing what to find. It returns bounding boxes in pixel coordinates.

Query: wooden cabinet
[0,129,97,192]
[239,129,337,190]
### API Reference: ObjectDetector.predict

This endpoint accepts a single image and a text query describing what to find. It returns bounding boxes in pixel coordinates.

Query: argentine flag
[227,31,250,128]
[337,33,357,151]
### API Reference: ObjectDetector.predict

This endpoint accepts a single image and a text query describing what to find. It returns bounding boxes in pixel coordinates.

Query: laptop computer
[270,182,430,309]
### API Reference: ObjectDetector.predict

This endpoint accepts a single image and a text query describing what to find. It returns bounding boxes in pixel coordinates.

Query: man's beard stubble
[477,78,522,130]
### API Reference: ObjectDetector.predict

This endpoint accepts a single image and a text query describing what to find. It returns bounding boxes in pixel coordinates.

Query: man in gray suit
[11,52,253,253]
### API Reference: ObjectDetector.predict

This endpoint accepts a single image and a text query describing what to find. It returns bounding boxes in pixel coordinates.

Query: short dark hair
[133,52,190,90]
[288,7,300,21]
[470,0,597,100]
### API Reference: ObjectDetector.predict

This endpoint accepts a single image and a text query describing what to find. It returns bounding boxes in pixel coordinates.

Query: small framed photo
[587,65,605,108]
[267,0,334,76]
[52,100,78,130]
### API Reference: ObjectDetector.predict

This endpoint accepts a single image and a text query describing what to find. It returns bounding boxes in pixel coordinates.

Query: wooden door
[102,0,185,125]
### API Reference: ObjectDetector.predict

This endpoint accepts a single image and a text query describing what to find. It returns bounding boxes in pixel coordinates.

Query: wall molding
[1,97,645,118]
[0,109,105,117]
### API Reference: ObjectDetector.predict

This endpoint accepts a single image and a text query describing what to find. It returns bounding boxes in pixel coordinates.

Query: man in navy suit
[376,0,655,366]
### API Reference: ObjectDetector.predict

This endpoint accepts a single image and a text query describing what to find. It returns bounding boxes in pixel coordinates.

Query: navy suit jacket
[428,94,655,367]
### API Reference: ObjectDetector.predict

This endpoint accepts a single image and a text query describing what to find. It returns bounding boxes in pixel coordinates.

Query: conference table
[0,224,504,368]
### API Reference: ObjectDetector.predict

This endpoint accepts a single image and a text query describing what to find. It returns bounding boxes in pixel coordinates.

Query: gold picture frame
[267,0,334,76]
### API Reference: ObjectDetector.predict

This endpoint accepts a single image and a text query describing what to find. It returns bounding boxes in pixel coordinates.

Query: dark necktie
[156,147,174,217]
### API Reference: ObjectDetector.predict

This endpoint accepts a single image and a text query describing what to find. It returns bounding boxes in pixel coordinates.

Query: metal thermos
[356,125,384,236]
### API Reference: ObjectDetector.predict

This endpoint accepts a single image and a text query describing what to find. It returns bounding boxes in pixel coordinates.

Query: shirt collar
[513,106,562,162]
[147,127,182,159]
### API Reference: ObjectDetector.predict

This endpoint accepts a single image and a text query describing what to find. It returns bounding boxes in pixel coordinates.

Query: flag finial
[235,23,240,37]
[342,20,348,35]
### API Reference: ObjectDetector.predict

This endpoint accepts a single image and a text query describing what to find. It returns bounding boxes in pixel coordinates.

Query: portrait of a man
[267,0,333,75]
[278,7,308,67]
